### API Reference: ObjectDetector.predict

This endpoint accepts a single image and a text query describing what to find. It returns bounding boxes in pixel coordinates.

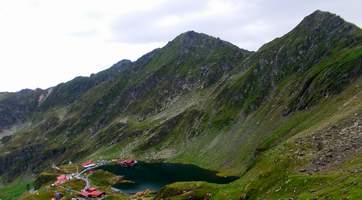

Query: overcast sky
[0,0,361,92]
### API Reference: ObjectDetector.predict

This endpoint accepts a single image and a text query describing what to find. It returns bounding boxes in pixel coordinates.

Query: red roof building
[80,187,105,198]
[54,174,68,186]
[119,159,137,167]
[81,160,96,168]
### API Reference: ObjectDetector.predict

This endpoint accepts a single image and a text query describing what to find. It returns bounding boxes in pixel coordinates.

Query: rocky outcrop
[0,89,43,129]
[0,143,65,181]
[296,112,362,173]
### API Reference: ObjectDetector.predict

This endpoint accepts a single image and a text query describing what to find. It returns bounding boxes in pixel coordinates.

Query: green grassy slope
[82,10,362,175]
[157,64,362,200]
[0,179,32,200]
[1,10,362,200]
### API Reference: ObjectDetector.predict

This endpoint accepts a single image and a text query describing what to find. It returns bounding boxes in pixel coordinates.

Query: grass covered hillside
[0,10,361,199]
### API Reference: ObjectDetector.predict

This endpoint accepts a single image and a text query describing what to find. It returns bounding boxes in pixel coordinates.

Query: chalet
[79,187,105,198]
[119,159,137,167]
[53,174,68,186]
[81,160,96,168]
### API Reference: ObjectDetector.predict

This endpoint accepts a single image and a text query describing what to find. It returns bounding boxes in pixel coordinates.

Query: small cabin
[53,174,68,186]
[119,159,137,167]
[81,160,96,168]
[80,187,105,198]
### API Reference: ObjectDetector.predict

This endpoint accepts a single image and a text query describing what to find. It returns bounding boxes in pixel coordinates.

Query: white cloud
[0,0,360,92]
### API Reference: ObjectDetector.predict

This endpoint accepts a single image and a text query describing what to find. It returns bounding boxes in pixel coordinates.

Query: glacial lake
[99,161,239,194]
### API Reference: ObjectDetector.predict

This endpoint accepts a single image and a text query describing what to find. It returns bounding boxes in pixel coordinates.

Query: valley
[0,10,361,199]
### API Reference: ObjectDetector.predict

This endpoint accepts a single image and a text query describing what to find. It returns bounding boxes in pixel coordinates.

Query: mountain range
[0,10,362,199]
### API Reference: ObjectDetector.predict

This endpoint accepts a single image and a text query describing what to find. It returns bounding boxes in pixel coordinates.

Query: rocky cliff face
[0,143,65,182]
[0,60,132,130]
[0,89,43,129]
[0,10,362,199]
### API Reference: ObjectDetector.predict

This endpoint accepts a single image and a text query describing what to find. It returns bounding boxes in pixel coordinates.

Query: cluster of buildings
[53,160,106,199]
[52,159,137,199]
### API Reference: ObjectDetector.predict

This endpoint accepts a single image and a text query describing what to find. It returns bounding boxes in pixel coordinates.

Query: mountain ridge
[1,10,362,200]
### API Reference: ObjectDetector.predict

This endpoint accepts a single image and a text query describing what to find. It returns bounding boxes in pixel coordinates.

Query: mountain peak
[303,10,339,23]
[178,30,200,36]
[166,30,244,53]
[296,10,358,32]
[172,30,216,45]
[309,9,336,18]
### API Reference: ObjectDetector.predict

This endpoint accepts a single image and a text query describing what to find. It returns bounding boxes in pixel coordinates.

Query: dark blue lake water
[99,161,239,193]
